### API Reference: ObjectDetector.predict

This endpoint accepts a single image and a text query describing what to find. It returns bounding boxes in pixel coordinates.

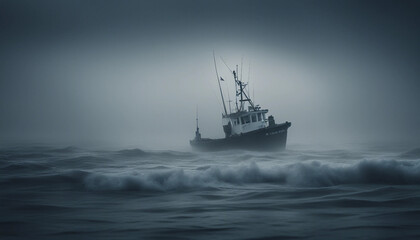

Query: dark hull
[190,122,291,151]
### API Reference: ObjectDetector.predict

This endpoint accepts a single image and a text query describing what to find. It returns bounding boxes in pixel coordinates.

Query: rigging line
[245,61,251,100]
[242,90,255,109]
[202,64,223,112]
[225,78,232,114]
[240,56,243,82]
[248,61,253,101]
[213,51,228,116]
[220,56,238,112]
[220,57,233,74]
[206,81,224,114]
[246,80,251,97]
[248,61,251,83]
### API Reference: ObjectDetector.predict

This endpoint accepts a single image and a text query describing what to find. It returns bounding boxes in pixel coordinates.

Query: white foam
[82,159,420,191]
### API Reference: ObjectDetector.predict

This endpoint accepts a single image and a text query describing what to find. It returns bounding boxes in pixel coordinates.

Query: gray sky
[1,0,420,149]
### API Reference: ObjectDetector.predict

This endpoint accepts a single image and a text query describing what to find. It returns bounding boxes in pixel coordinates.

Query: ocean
[1,144,420,239]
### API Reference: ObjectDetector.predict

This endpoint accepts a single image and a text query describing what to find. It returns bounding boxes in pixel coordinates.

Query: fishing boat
[190,55,291,151]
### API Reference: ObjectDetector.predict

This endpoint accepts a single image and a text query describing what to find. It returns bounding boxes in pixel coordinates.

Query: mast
[219,56,255,113]
[196,106,198,130]
[213,51,228,116]
[195,106,201,139]
[233,64,255,112]
[225,82,232,114]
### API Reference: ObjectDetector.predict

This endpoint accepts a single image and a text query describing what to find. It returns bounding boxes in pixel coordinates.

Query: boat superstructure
[220,64,271,138]
[190,54,291,151]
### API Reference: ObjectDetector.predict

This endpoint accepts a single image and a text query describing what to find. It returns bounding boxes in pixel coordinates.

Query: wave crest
[7,159,420,192]
[285,159,420,186]
[81,159,420,191]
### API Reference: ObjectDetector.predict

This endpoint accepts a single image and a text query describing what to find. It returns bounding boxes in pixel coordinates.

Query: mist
[1,0,420,150]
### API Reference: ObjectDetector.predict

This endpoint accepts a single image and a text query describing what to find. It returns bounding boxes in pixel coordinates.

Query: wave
[116,148,149,157]
[0,146,79,161]
[0,153,52,160]
[48,146,79,153]
[3,170,89,188]
[0,146,78,159]
[4,159,420,192]
[0,162,52,171]
[82,159,420,191]
[115,148,195,159]
[400,147,420,159]
[287,159,420,186]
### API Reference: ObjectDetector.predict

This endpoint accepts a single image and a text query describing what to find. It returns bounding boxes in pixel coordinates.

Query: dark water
[2,144,420,239]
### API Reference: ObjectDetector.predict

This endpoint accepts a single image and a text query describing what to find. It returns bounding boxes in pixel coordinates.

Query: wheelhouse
[223,108,268,137]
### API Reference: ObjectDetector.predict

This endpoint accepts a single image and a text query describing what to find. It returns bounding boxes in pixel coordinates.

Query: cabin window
[257,113,262,121]
[236,118,239,125]
[251,114,257,122]
[263,113,266,120]
[241,115,250,124]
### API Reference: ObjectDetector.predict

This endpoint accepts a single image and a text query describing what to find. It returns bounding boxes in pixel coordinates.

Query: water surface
[1,144,420,239]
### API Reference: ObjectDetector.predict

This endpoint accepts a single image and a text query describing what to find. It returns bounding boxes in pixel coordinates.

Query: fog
[1,0,420,149]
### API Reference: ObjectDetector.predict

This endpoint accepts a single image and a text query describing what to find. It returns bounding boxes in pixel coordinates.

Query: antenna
[195,105,201,140]
[213,51,228,116]
[196,105,198,129]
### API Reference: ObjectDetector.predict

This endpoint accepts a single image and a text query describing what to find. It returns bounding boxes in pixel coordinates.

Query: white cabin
[222,108,269,137]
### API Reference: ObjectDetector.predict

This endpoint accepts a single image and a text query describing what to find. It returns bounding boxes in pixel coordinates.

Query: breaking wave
[4,146,420,192]
[80,159,420,191]
[4,145,420,239]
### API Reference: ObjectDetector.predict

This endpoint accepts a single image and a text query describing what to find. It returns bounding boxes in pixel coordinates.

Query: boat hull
[190,122,291,151]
